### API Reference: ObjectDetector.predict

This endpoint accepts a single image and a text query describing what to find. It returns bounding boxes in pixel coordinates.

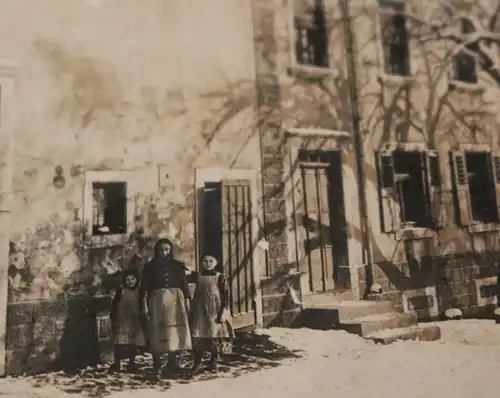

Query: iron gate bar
[314,167,327,291]
[301,167,314,292]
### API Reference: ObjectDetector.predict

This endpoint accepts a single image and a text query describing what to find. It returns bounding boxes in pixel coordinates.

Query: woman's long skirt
[147,287,192,354]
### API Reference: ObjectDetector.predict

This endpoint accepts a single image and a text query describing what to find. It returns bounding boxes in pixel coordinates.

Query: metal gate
[203,179,256,329]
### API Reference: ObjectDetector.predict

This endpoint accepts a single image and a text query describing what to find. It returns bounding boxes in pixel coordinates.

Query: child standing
[108,268,147,373]
[189,255,235,374]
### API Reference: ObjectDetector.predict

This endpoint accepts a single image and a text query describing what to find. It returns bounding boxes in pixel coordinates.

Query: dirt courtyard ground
[0,319,499,398]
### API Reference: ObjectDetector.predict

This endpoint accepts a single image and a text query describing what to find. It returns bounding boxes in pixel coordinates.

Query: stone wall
[253,0,500,321]
[6,296,112,375]
[252,0,299,325]
[358,252,499,319]
[1,0,263,374]
[351,0,500,314]
[252,0,361,324]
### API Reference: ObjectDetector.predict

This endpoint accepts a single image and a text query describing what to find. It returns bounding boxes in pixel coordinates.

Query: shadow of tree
[20,332,302,397]
[9,0,500,381]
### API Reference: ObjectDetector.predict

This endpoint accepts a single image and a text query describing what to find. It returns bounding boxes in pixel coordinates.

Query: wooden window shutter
[451,151,472,226]
[425,150,443,228]
[490,152,500,222]
[376,151,400,233]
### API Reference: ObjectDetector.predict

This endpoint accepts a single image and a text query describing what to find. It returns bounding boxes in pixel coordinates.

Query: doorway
[196,170,260,330]
[298,150,349,293]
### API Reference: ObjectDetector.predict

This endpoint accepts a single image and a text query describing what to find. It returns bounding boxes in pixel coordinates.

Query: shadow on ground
[18,332,303,397]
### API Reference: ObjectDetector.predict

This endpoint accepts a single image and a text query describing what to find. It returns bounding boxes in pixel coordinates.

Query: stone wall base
[6,296,112,375]
[358,252,499,320]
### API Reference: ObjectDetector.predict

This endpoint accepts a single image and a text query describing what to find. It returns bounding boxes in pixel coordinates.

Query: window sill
[395,227,434,241]
[84,233,130,249]
[448,80,485,94]
[377,73,416,87]
[287,64,337,80]
[467,223,500,234]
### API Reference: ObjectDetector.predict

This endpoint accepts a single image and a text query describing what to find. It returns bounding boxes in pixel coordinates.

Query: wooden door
[203,179,256,329]
[298,150,348,293]
[302,165,335,293]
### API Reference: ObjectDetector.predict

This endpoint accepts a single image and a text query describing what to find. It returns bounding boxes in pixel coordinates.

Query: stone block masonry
[358,252,499,321]
[5,296,111,375]
[252,0,296,325]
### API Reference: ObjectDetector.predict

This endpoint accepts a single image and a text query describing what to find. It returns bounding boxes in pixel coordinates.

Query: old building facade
[1,0,264,375]
[0,0,499,375]
[351,0,500,318]
[253,0,500,327]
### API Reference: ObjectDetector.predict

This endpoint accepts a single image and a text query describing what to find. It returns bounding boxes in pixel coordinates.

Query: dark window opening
[92,182,127,235]
[479,283,497,299]
[408,295,434,311]
[454,19,478,84]
[298,149,333,164]
[465,152,497,223]
[428,155,441,186]
[294,0,329,68]
[393,151,429,227]
[380,2,411,76]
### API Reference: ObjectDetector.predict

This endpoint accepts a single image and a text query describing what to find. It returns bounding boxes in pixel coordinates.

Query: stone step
[306,299,395,321]
[301,292,354,307]
[340,312,418,336]
[298,300,396,330]
[364,325,442,344]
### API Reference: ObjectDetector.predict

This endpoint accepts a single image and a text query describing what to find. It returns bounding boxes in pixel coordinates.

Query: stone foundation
[260,271,302,327]
[5,271,305,375]
[6,296,112,375]
[358,252,499,320]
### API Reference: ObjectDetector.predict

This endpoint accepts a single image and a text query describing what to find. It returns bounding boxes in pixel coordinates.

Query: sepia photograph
[0,0,499,396]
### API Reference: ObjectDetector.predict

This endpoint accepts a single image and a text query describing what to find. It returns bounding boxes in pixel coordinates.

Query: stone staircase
[298,294,441,344]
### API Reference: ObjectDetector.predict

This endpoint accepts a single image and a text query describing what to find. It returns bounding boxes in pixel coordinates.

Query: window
[92,182,127,235]
[293,0,329,68]
[451,151,500,225]
[377,150,442,232]
[96,314,112,342]
[453,18,478,84]
[379,0,411,76]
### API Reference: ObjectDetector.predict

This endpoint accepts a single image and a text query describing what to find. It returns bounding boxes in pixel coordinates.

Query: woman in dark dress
[139,238,192,379]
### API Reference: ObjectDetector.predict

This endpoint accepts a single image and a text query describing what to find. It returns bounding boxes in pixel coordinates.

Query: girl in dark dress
[189,255,234,374]
[139,238,192,379]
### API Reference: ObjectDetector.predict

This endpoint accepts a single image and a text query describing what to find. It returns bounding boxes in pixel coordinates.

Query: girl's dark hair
[153,238,174,258]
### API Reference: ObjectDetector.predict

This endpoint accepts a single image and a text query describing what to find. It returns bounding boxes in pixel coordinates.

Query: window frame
[451,17,479,85]
[375,0,413,82]
[83,170,136,248]
[287,0,336,79]
[91,181,128,236]
[451,144,500,233]
[376,142,441,241]
[446,12,497,93]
